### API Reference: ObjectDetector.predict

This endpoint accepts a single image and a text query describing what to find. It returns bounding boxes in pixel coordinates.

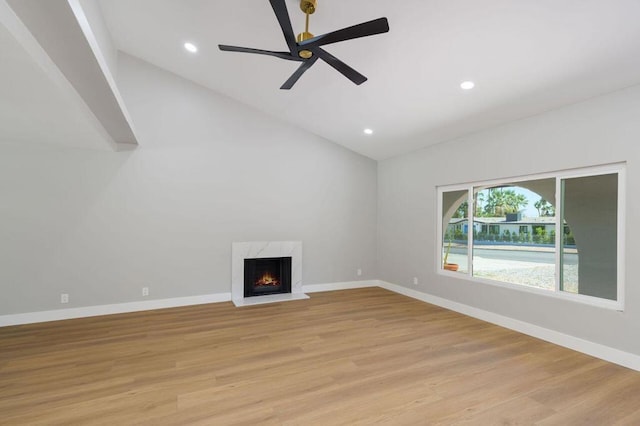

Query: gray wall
[0,54,378,315]
[378,84,640,356]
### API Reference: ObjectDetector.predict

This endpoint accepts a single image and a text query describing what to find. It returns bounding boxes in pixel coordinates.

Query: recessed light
[460,81,475,90]
[364,128,373,135]
[184,42,198,53]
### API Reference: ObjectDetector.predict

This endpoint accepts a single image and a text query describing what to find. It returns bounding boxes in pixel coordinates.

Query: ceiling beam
[6,0,138,147]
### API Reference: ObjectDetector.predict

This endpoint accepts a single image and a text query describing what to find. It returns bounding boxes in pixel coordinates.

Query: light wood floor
[2,288,640,425]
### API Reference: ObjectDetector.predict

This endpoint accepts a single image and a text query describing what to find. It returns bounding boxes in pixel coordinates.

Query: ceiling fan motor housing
[296,32,314,58]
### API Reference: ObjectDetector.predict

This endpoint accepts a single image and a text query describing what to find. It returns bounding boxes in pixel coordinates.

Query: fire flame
[256,272,279,287]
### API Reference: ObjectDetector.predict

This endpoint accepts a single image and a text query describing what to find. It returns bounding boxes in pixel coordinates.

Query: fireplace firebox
[244,257,292,298]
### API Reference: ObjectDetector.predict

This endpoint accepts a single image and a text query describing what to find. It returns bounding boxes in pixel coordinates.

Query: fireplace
[244,257,292,297]
[231,241,307,306]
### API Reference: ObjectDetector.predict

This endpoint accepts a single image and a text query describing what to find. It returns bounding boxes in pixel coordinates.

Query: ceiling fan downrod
[296,0,316,58]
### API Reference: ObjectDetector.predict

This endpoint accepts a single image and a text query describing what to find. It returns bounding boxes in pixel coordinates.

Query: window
[438,164,624,310]
[442,189,469,273]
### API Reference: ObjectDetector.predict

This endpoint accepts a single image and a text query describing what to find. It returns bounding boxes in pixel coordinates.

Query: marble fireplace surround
[231,241,308,307]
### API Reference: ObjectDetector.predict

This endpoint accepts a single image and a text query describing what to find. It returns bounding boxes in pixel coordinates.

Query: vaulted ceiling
[4,0,640,159]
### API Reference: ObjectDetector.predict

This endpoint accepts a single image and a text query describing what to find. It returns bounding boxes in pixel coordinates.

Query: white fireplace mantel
[231,241,307,307]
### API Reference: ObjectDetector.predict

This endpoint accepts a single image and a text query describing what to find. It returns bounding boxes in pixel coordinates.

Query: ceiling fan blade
[218,45,302,62]
[299,17,389,49]
[280,56,319,90]
[313,48,367,86]
[269,0,298,54]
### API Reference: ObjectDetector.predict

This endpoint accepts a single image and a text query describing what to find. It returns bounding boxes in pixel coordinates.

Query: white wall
[0,54,377,315]
[378,84,640,356]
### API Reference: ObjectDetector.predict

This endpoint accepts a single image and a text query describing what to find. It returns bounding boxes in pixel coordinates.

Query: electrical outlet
[413,277,419,285]
[142,287,149,297]
[357,268,362,276]
[60,293,69,304]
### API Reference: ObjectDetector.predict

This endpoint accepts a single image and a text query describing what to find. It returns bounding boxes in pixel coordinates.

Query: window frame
[436,163,625,311]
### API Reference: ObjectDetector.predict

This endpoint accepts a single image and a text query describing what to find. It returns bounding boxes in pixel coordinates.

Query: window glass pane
[560,222,578,294]
[472,179,556,289]
[561,174,618,300]
[442,190,468,273]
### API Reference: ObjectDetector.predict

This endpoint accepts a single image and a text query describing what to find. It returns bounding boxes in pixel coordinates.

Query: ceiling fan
[218,0,389,90]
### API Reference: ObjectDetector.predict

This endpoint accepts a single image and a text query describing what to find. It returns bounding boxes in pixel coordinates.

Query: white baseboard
[0,280,377,327]
[377,280,640,372]
[0,293,231,327]
[4,279,639,373]
[303,280,378,293]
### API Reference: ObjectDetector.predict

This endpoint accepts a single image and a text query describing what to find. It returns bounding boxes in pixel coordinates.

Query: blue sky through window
[513,187,544,218]
[475,186,546,218]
